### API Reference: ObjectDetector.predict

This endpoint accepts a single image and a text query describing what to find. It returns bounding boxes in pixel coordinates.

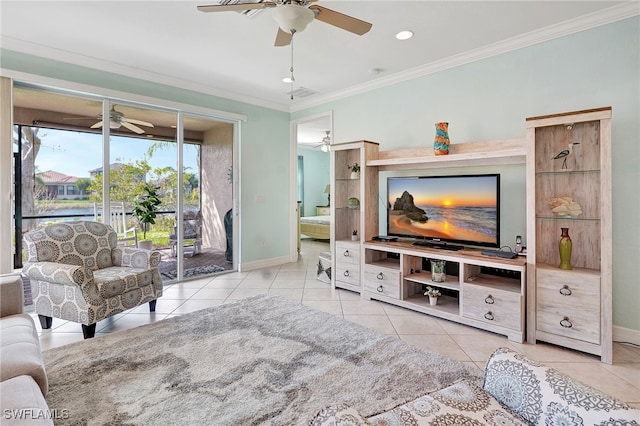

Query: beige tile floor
[30,239,640,406]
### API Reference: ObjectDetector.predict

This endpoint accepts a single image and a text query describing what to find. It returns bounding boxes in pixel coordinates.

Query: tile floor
[30,239,640,406]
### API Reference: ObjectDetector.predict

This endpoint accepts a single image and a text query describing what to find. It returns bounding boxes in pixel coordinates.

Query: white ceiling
[1,1,635,117]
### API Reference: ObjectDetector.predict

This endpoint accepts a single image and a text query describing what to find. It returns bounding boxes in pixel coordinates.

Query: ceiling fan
[65,106,155,134]
[197,1,372,46]
[314,130,331,152]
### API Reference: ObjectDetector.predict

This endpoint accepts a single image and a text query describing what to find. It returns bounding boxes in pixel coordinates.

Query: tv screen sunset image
[388,175,499,245]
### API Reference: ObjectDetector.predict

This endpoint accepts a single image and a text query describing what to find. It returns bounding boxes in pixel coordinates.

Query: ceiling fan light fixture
[109,121,122,129]
[396,30,414,40]
[282,76,294,83]
[271,4,315,34]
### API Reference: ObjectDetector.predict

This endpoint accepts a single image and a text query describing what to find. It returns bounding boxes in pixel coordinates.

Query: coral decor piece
[547,196,582,217]
[433,122,450,155]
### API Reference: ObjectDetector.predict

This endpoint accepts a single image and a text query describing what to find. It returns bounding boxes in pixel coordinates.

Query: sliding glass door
[11,82,237,280]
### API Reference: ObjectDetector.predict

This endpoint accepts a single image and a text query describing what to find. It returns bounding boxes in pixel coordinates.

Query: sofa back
[24,221,118,270]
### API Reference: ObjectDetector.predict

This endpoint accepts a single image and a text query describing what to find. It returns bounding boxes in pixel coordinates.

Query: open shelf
[403,294,460,315]
[404,272,460,291]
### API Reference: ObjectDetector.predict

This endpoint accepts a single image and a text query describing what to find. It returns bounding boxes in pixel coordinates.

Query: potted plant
[132,183,162,250]
[351,229,358,241]
[430,259,446,282]
[348,163,360,179]
[424,286,441,306]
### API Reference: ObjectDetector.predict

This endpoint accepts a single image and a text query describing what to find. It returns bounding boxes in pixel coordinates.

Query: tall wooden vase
[433,122,450,155]
[558,227,572,270]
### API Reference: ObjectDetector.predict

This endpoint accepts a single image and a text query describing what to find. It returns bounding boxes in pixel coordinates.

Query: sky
[31,128,198,178]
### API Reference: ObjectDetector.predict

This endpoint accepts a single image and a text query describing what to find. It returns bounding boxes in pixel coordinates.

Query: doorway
[290,112,332,260]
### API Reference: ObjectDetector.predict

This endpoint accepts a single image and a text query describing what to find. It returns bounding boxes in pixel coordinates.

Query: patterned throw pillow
[367,379,527,426]
[309,403,369,426]
[483,347,640,426]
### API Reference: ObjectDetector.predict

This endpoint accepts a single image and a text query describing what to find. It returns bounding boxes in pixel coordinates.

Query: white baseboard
[613,325,640,346]
[240,255,290,272]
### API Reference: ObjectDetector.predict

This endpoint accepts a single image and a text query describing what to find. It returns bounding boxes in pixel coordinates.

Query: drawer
[536,267,601,344]
[363,265,400,299]
[335,242,360,267]
[462,284,521,330]
[536,268,600,310]
[336,265,360,287]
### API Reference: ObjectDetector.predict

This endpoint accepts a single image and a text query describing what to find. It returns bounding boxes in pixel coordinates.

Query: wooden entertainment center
[330,107,612,361]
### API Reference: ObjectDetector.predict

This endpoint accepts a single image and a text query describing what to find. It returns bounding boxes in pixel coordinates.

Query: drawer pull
[484,295,495,304]
[484,311,494,321]
[559,285,572,296]
[560,317,573,328]
[343,270,350,277]
[343,250,350,257]
[377,272,384,280]
[377,285,384,293]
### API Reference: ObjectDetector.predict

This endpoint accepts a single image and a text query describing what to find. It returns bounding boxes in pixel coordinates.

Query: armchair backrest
[23,221,117,270]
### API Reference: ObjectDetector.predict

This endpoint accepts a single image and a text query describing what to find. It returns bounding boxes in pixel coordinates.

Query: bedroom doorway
[290,112,332,260]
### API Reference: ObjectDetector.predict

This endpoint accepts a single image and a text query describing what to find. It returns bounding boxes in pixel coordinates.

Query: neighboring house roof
[88,162,126,175]
[37,170,79,184]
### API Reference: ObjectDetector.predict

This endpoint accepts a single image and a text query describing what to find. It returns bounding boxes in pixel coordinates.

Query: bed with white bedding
[299,214,331,240]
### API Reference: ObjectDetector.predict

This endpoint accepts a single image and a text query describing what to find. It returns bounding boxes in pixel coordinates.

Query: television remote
[481,249,518,259]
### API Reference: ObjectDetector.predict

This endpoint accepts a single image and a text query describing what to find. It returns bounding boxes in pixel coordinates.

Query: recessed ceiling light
[396,30,414,41]
[282,77,294,83]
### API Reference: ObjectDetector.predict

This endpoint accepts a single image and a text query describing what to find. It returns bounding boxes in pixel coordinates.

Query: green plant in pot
[348,163,360,179]
[424,286,441,306]
[132,183,162,249]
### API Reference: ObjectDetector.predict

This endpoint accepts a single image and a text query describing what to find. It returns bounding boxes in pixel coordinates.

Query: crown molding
[290,2,640,112]
[1,2,637,114]
[0,36,291,113]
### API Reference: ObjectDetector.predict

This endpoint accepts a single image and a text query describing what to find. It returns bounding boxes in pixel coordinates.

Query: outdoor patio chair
[94,202,138,247]
[169,210,202,257]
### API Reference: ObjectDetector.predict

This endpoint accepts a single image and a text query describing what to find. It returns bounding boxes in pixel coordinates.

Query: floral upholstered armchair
[22,221,163,338]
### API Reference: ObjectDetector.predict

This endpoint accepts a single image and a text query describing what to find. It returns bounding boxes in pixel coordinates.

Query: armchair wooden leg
[38,315,53,329]
[82,323,97,339]
[149,300,157,312]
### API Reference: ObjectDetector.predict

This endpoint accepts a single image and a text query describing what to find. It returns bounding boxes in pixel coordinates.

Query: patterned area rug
[160,264,226,280]
[43,295,480,425]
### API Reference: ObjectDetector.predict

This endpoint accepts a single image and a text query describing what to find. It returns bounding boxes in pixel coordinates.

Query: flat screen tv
[387,174,500,248]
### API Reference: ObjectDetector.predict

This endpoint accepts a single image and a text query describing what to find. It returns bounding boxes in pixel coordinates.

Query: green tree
[75,177,92,198]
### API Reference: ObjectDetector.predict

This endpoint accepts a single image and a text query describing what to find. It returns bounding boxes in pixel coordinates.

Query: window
[57,185,64,196]
[67,185,77,195]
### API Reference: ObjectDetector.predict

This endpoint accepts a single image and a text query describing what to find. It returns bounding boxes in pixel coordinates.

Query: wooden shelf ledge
[367,138,526,170]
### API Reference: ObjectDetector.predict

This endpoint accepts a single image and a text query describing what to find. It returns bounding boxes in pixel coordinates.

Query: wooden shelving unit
[331,141,379,293]
[526,107,612,364]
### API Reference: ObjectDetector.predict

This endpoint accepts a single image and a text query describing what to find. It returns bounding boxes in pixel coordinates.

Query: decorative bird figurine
[553,142,580,169]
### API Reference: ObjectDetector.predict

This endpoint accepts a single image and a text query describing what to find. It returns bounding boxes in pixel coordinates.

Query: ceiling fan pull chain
[290,29,296,100]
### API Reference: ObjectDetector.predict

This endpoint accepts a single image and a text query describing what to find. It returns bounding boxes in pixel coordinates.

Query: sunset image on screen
[387,175,499,245]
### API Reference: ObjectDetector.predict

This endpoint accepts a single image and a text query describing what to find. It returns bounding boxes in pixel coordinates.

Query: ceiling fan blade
[309,5,372,35]
[197,2,275,13]
[124,118,154,128]
[274,28,292,47]
[90,121,103,129]
[121,121,145,134]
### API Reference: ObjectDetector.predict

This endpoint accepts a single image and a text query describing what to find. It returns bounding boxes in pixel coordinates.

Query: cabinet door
[536,268,600,344]
[364,265,400,299]
[462,284,521,330]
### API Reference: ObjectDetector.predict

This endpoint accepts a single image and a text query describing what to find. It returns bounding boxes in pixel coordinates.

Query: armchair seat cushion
[94,267,154,299]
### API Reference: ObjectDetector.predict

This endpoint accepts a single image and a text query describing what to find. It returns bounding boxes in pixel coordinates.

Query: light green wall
[294,17,640,332]
[0,49,291,265]
[298,147,330,216]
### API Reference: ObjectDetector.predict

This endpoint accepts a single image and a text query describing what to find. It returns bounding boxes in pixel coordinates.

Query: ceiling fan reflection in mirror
[197,0,372,47]
[65,106,155,134]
